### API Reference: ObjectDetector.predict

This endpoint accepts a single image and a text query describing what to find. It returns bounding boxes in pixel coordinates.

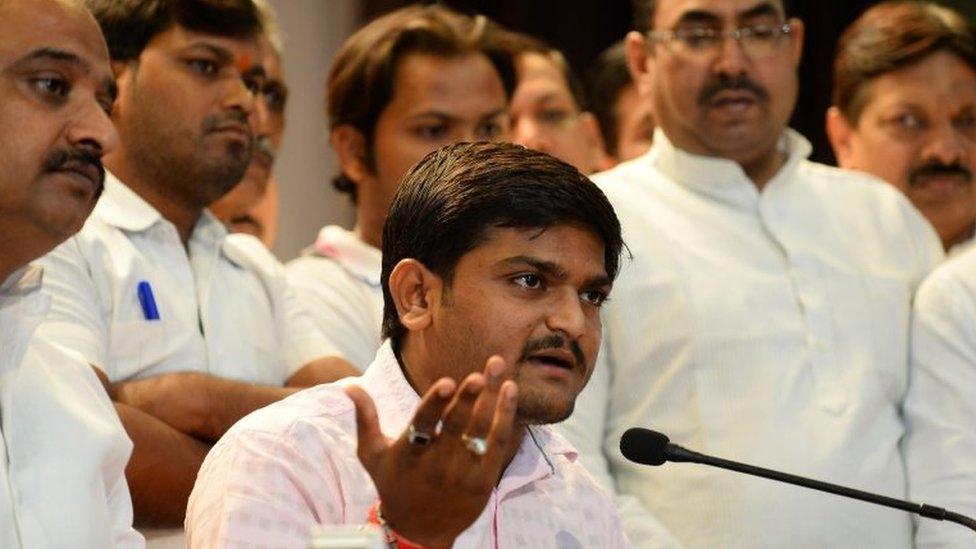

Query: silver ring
[408,424,433,446]
[461,434,488,456]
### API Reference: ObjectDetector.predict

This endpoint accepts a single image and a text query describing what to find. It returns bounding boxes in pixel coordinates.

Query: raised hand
[344,356,520,548]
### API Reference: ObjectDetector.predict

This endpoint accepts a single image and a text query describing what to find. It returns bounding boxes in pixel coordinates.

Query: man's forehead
[0,0,111,71]
[516,53,572,99]
[151,24,263,62]
[390,52,506,116]
[653,0,785,27]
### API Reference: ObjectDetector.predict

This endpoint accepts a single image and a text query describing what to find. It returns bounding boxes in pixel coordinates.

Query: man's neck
[740,146,788,191]
[107,154,202,246]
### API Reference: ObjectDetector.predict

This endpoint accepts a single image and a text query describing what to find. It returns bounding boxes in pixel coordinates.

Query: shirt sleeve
[223,235,347,378]
[286,257,381,372]
[905,259,976,549]
[557,343,685,549]
[35,236,110,372]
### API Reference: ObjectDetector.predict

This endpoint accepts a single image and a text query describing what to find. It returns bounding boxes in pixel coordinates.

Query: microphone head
[620,428,670,466]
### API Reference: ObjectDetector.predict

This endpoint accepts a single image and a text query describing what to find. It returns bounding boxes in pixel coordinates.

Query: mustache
[519,334,586,369]
[698,74,770,106]
[202,111,251,135]
[42,147,106,199]
[909,161,972,187]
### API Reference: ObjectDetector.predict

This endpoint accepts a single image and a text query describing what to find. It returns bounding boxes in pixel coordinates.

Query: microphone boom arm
[665,442,976,533]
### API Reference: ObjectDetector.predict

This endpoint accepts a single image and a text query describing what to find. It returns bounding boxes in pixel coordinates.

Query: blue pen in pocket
[137,280,160,320]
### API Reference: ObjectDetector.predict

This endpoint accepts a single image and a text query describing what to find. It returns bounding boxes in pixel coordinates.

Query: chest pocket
[107,320,168,381]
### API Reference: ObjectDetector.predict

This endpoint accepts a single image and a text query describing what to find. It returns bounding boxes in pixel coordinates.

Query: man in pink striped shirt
[186,142,630,548]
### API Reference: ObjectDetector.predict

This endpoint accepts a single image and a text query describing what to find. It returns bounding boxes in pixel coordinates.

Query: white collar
[95,172,228,246]
[309,225,382,287]
[648,127,813,211]
[0,264,43,297]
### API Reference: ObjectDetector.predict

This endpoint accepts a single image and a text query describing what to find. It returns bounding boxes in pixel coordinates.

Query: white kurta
[286,225,384,371]
[0,266,142,548]
[558,129,943,548]
[35,174,339,384]
[905,246,976,548]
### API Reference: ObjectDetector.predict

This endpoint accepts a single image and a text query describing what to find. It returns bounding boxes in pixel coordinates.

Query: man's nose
[67,99,119,157]
[513,116,551,154]
[923,121,967,166]
[546,290,587,341]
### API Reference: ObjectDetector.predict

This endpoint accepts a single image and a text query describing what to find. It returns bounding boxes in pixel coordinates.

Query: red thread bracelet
[367,500,431,549]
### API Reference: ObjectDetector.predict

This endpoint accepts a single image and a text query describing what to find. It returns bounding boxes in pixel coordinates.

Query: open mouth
[525,349,577,371]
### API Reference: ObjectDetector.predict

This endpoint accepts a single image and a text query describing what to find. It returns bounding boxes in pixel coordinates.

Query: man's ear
[625,30,653,98]
[388,259,442,333]
[330,125,372,186]
[826,106,855,168]
[788,18,805,69]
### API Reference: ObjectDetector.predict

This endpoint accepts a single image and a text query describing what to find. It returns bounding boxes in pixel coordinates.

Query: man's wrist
[367,500,447,549]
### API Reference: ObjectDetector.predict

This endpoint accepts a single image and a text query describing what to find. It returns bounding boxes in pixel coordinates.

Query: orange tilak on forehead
[236,52,253,74]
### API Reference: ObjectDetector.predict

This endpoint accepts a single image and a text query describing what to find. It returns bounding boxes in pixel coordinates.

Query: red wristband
[367,500,431,549]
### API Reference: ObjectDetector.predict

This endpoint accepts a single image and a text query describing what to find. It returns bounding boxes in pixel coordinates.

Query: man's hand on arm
[114,372,297,442]
[345,356,519,549]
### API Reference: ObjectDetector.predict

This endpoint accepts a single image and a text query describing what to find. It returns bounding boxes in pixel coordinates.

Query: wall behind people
[363,0,972,165]
[267,0,357,261]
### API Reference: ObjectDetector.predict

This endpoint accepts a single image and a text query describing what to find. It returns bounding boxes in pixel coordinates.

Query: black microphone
[619,427,976,534]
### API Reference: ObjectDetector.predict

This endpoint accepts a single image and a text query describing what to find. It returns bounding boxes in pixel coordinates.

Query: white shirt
[905,246,976,548]
[187,341,630,548]
[0,265,142,548]
[558,129,943,548]
[35,174,339,383]
[286,225,384,371]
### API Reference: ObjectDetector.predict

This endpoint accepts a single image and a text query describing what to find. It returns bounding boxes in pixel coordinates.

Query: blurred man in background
[587,40,656,165]
[36,0,355,534]
[210,0,286,248]
[496,30,612,174]
[286,5,514,370]
[828,1,976,254]
[559,0,942,546]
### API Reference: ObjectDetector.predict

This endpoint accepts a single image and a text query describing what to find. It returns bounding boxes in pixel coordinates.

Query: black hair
[86,0,263,62]
[587,40,633,157]
[380,142,623,341]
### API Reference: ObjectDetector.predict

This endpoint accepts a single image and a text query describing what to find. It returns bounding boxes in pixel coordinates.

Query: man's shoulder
[227,380,357,441]
[919,245,976,300]
[798,161,904,201]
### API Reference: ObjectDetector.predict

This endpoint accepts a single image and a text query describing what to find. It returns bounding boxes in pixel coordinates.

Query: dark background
[362,0,976,164]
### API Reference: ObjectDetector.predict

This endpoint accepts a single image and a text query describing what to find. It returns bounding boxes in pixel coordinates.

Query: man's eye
[262,84,287,113]
[581,290,609,307]
[953,113,976,131]
[747,25,778,41]
[677,28,720,49]
[892,113,924,130]
[413,124,448,140]
[243,77,262,95]
[32,76,69,98]
[188,59,218,76]
[538,108,573,126]
[513,274,543,290]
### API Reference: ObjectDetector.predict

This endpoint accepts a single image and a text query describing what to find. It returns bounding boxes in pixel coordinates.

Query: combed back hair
[86,0,263,62]
[632,0,794,32]
[380,142,623,341]
[833,1,976,124]
[587,41,633,157]
[327,5,516,203]
[487,28,589,111]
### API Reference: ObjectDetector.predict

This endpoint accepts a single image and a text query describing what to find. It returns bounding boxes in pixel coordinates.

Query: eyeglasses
[647,21,795,60]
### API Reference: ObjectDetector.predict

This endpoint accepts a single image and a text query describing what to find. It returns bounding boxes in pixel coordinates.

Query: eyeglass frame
[645,20,797,59]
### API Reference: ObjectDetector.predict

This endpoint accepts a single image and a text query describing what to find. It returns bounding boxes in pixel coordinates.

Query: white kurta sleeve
[905,257,976,549]
[35,236,110,372]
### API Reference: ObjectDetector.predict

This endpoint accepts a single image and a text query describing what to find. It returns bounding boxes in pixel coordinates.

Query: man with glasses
[559,1,942,547]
